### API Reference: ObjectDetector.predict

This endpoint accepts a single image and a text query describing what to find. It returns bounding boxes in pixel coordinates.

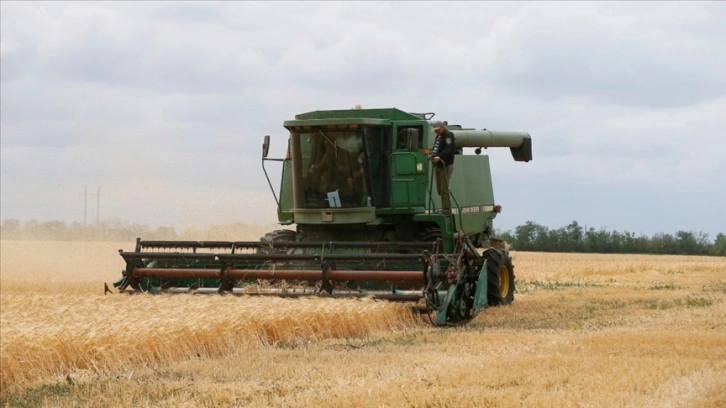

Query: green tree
[564,221,584,252]
[514,221,539,250]
[711,233,726,256]
[676,231,698,255]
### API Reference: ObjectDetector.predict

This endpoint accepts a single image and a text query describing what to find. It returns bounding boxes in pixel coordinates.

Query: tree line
[497,220,725,256]
[0,219,180,242]
[1,218,724,256]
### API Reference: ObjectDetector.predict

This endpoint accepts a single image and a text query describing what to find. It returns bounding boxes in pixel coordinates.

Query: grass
[516,279,604,293]
[648,281,680,290]
[1,240,725,407]
[635,297,715,310]
[6,377,78,408]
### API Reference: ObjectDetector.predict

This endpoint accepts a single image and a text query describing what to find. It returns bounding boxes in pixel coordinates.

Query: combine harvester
[114,108,532,325]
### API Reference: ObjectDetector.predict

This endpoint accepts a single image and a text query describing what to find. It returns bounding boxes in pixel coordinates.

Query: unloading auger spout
[451,129,532,162]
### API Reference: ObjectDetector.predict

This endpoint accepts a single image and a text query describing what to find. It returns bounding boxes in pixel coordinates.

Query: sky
[1,1,725,238]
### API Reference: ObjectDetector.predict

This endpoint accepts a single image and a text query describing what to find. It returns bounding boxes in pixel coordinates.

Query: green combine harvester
[114,108,533,325]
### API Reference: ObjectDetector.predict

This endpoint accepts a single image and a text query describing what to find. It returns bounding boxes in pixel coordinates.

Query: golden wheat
[1,240,725,407]
[0,293,422,394]
[0,240,425,395]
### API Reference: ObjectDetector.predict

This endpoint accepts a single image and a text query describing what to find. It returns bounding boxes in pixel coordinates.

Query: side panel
[448,155,494,208]
[448,155,498,238]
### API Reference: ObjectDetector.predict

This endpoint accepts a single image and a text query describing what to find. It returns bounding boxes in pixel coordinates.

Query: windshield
[293,129,370,209]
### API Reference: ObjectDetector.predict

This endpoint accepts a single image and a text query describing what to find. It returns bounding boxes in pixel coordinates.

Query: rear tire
[485,248,515,306]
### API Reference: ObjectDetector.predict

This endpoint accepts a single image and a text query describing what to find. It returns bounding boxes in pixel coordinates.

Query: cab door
[390,123,427,209]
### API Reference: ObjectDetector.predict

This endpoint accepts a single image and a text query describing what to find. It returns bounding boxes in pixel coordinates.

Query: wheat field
[1,239,724,407]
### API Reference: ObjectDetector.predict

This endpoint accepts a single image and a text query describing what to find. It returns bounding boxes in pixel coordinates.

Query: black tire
[261,229,297,243]
[258,229,297,254]
[485,248,515,306]
[415,227,442,246]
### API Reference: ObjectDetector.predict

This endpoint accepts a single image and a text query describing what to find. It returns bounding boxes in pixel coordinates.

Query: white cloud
[483,2,725,107]
[1,1,724,236]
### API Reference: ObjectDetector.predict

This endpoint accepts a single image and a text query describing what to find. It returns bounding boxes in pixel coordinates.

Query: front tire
[485,248,515,306]
[258,229,297,254]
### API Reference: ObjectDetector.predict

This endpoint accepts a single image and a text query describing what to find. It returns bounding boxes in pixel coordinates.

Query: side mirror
[262,135,270,158]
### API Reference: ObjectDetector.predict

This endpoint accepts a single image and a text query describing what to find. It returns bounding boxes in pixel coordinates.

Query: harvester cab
[115,108,532,326]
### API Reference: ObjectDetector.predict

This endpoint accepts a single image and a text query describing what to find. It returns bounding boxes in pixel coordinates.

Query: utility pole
[83,186,88,227]
[96,185,101,228]
[82,185,102,228]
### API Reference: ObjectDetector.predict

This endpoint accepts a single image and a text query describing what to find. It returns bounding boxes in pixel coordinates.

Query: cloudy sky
[1,1,725,237]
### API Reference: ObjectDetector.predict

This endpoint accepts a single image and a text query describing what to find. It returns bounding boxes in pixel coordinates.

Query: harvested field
[1,239,724,407]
